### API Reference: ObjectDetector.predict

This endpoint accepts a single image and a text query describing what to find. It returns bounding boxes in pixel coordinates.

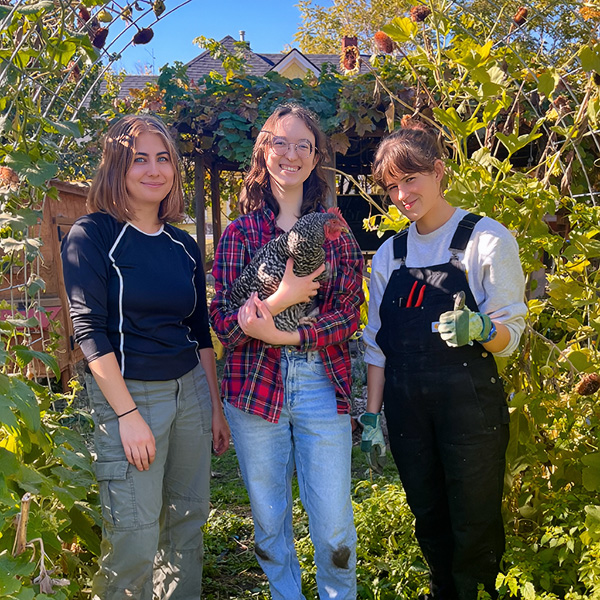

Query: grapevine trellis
[0,0,190,382]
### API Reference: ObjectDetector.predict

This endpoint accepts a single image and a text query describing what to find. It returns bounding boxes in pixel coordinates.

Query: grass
[203,445,407,600]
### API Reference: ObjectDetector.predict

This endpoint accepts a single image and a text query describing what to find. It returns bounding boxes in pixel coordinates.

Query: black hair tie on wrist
[116,406,138,419]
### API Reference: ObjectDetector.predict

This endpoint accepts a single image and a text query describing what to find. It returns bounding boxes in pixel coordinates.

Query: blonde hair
[87,115,184,223]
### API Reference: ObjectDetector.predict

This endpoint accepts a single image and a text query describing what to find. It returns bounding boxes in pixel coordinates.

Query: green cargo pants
[87,362,212,600]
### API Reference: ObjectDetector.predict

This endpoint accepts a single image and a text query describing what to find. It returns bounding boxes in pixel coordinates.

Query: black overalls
[376,214,509,600]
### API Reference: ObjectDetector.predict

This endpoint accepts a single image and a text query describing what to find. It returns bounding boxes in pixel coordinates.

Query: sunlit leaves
[382,16,418,44]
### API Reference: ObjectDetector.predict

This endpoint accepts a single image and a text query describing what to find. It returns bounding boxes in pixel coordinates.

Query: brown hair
[372,116,445,192]
[240,103,330,216]
[87,114,184,223]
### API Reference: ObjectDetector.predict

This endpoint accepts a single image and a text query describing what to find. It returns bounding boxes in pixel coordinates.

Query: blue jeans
[225,349,357,600]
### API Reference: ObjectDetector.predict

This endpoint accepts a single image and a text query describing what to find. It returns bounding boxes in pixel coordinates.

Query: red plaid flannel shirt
[210,205,364,423]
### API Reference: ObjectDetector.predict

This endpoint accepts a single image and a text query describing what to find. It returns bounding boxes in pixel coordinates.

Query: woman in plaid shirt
[210,104,363,600]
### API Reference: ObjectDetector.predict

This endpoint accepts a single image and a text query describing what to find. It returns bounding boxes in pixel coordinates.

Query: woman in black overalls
[361,119,527,600]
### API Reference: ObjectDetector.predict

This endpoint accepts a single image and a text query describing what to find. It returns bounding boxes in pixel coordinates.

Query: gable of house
[105,35,367,100]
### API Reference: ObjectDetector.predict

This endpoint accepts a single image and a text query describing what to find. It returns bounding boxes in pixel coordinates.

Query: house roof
[106,35,368,100]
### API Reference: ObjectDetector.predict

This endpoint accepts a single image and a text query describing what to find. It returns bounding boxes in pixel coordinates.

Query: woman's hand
[263,258,325,316]
[212,408,230,456]
[118,410,156,471]
[238,293,301,346]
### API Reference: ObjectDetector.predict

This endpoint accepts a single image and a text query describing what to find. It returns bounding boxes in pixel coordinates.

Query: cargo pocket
[94,460,136,529]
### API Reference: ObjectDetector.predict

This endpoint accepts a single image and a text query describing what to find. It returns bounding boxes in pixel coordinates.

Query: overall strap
[449,213,483,254]
[392,229,409,264]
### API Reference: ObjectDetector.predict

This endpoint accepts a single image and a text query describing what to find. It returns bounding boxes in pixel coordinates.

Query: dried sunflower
[0,166,19,191]
[576,373,600,396]
[92,27,108,49]
[133,27,154,45]
[153,0,166,17]
[410,6,431,22]
[340,45,360,76]
[513,6,528,25]
[373,31,395,54]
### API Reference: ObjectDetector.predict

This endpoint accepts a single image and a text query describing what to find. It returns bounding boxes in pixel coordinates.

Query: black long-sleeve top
[61,212,212,381]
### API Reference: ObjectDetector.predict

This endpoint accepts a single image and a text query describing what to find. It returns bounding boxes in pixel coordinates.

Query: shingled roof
[106,35,368,100]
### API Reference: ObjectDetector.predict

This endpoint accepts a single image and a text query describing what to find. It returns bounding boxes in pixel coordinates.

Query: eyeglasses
[265,134,315,159]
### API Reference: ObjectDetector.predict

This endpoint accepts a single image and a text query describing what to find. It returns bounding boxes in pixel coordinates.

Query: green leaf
[481,65,506,97]
[13,346,60,379]
[10,378,41,432]
[522,581,536,600]
[447,40,493,70]
[40,117,82,138]
[537,70,558,98]
[0,448,20,478]
[25,275,46,298]
[0,402,18,429]
[579,44,600,74]
[432,107,484,139]
[582,454,600,492]
[0,569,22,595]
[495,130,542,158]
[49,41,77,67]
[509,391,528,408]
[16,0,53,15]
[382,17,418,44]
[584,504,600,525]
[5,153,58,187]
[68,505,102,557]
[565,350,591,372]
[54,447,94,472]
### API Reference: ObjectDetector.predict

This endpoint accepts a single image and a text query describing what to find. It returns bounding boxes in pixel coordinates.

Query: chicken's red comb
[327,206,347,222]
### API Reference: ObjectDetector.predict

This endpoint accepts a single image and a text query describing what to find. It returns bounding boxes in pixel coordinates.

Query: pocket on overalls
[471,370,509,428]
[94,460,135,528]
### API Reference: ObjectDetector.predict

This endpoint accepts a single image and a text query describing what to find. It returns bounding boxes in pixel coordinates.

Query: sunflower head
[340,45,361,76]
[513,6,528,25]
[374,31,395,54]
[575,373,600,396]
[410,6,431,22]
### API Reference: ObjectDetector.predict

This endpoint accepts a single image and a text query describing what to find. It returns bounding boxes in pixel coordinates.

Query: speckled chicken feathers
[229,211,342,332]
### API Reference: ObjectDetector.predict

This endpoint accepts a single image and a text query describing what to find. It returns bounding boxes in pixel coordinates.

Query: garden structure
[2,0,600,598]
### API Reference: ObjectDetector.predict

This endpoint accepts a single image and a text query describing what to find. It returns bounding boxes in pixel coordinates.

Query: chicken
[229,207,348,332]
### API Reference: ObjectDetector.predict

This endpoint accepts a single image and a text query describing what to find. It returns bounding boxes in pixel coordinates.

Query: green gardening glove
[438,291,494,347]
[357,412,386,474]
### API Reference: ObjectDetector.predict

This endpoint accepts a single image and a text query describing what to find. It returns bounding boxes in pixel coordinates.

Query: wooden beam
[194,153,206,261]
[210,161,222,250]
[324,152,337,207]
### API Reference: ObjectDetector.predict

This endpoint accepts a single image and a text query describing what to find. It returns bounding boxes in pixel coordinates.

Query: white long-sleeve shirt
[363,208,527,367]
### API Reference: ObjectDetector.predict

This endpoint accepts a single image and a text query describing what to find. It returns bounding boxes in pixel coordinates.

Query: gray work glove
[438,291,494,347]
[357,412,386,474]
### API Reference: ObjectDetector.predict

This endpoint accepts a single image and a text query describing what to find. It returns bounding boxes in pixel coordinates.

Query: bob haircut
[87,114,184,223]
[240,103,330,216]
[372,117,446,195]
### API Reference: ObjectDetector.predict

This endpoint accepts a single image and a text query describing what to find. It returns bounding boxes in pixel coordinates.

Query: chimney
[239,30,246,42]
[342,36,358,49]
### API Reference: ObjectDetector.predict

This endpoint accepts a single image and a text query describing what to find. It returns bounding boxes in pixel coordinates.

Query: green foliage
[0,1,126,595]
[355,2,600,596]
[0,372,100,597]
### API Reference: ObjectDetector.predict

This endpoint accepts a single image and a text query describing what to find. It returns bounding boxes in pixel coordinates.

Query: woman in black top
[61,114,229,599]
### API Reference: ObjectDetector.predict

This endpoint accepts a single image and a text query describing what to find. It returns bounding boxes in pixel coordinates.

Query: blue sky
[110,0,325,74]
